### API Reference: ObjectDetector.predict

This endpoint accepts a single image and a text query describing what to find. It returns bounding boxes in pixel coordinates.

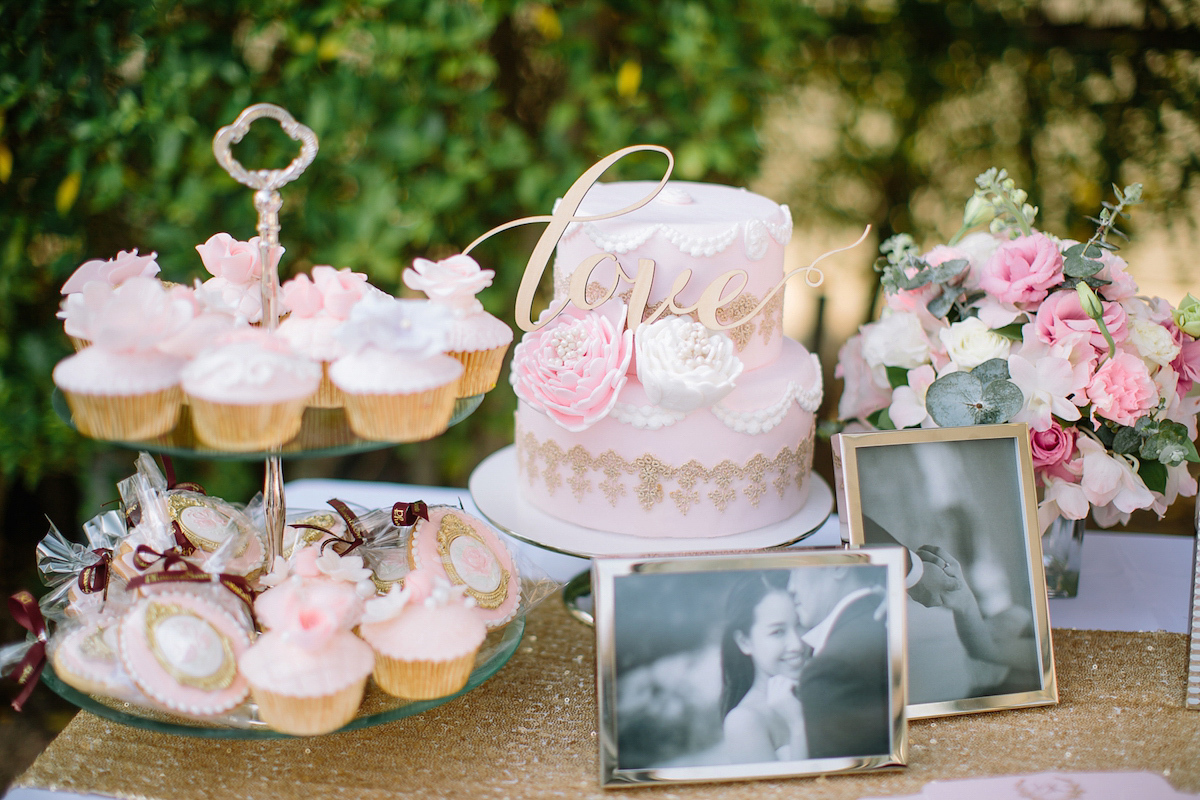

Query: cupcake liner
[308,363,345,409]
[186,395,309,451]
[340,383,458,443]
[372,650,476,700]
[63,387,183,441]
[449,344,510,397]
[67,335,92,353]
[251,677,367,736]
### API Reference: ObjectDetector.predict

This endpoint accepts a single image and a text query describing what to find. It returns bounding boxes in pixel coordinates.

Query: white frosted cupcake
[59,250,161,351]
[330,296,463,442]
[404,255,513,396]
[276,315,347,408]
[53,347,184,441]
[181,333,320,451]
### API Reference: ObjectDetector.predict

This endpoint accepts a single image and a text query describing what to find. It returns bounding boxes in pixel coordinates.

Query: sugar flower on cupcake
[193,233,285,324]
[61,249,160,296]
[404,254,514,396]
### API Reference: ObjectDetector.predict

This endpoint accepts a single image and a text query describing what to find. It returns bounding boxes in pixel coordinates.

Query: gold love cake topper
[465,145,867,333]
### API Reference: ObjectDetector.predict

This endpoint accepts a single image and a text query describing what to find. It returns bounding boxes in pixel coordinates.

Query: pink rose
[511,302,634,432]
[403,254,494,313]
[195,233,283,284]
[312,266,371,320]
[61,249,160,295]
[281,274,324,318]
[1174,337,1200,393]
[1034,289,1128,356]
[1085,351,1158,427]
[835,334,893,422]
[1029,421,1077,481]
[978,233,1064,308]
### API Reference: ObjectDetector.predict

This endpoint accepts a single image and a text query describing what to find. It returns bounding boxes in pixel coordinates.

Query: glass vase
[1042,514,1086,598]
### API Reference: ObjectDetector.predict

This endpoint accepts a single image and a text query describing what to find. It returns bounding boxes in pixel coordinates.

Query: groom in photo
[788,564,890,759]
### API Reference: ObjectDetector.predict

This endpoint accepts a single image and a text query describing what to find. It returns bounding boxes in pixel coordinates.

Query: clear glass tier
[40,615,524,738]
[52,389,485,461]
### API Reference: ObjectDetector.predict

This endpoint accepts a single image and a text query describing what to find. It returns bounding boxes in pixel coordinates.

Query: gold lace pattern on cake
[516,426,814,515]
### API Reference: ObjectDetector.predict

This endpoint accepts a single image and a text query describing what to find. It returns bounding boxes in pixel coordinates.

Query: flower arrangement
[836,169,1200,530]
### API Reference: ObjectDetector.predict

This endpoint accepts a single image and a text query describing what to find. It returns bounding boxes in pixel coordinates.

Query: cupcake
[330,296,464,442]
[181,333,320,451]
[404,254,513,396]
[59,249,161,351]
[242,578,372,735]
[358,573,487,700]
[53,346,185,441]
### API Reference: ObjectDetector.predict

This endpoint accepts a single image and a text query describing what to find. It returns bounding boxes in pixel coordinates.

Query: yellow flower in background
[616,60,642,98]
[56,171,81,215]
[0,142,12,183]
[531,5,561,40]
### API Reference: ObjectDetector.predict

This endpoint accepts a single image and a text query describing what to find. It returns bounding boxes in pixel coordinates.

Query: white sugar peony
[635,316,743,413]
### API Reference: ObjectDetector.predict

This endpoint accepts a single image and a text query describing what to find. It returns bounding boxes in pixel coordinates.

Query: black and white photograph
[839,423,1058,718]
[592,550,907,787]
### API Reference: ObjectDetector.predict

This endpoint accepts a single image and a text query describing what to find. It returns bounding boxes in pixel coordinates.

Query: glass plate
[51,389,485,461]
[41,615,524,738]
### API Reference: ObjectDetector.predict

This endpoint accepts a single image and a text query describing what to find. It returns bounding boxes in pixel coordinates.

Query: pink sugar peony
[61,249,160,295]
[1085,351,1158,427]
[403,254,495,313]
[977,233,1064,308]
[511,302,634,432]
[280,274,324,318]
[1034,289,1128,355]
[311,266,373,319]
[195,233,283,284]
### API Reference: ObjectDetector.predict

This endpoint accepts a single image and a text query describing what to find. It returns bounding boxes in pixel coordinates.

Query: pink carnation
[281,274,324,318]
[61,249,160,295]
[511,302,633,432]
[977,232,1064,308]
[195,233,283,285]
[403,254,494,313]
[311,266,372,320]
[1086,351,1158,427]
[1034,289,1128,356]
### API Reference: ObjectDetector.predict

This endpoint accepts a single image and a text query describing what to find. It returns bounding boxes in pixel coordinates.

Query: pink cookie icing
[407,507,520,628]
[118,591,251,716]
[52,618,146,703]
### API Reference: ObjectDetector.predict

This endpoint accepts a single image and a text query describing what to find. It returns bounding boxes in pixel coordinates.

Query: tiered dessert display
[27,104,532,737]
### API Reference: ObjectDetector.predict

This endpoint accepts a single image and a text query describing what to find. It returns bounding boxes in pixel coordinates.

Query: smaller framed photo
[837,422,1058,719]
[593,549,907,787]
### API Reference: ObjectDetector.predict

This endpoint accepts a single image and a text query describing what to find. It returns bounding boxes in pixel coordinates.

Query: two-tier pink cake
[511,181,822,538]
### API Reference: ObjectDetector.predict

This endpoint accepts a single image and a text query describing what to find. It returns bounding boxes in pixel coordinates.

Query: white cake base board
[468,445,833,558]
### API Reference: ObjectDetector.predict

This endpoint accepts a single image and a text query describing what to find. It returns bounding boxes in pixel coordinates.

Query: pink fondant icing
[239,630,374,697]
[181,339,320,404]
[358,600,486,662]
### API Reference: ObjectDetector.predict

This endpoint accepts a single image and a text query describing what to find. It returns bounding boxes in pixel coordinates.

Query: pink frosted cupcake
[181,333,320,451]
[54,346,185,441]
[330,296,463,442]
[59,249,161,351]
[358,573,487,700]
[404,254,513,396]
[241,578,373,735]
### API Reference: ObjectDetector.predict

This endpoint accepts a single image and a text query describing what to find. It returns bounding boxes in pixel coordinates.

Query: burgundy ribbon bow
[131,543,192,573]
[126,560,257,622]
[322,499,367,556]
[77,548,113,598]
[392,501,430,528]
[161,455,206,495]
[7,591,48,712]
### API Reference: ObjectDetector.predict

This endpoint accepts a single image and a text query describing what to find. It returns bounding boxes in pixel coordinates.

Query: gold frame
[593,549,907,788]
[836,422,1058,719]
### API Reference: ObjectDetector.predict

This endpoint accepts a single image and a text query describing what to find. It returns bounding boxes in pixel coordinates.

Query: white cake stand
[468,444,834,559]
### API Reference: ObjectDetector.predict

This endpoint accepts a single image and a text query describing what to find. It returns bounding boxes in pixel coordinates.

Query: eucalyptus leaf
[928,258,969,283]
[1063,252,1103,278]
[925,289,958,319]
[1111,426,1142,455]
[971,358,1010,385]
[925,371,1024,427]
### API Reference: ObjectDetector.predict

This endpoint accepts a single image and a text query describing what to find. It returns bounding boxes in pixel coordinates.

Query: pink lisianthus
[1033,288,1128,356]
[1008,351,1084,431]
[403,254,495,314]
[1093,250,1138,302]
[280,274,324,318]
[888,364,937,428]
[1077,435,1155,513]
[1029,421,1077,480]
[1085,351,1158,427]
[1169,330,1200,393]
[1038,474,1091,531]
[195,233,283,284]
[510,301,634,432]
[312,266,373,320]
[61,249,160,295]
[977,233,1064,308]
[834,335,893,422]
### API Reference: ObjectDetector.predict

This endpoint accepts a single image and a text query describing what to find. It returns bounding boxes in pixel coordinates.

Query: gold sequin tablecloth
[15,600,1200,800]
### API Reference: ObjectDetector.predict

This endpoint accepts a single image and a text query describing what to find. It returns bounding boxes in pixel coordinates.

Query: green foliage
[924,359,1023,428]
[0,0,824,502]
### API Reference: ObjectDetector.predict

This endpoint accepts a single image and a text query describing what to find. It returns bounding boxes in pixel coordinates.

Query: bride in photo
[718,572,809,764]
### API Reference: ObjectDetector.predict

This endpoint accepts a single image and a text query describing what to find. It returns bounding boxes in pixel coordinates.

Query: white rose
[635,316,743,413]
[1127,316,1180,367]
[861,311,931,370]
[938,316,1011,369]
